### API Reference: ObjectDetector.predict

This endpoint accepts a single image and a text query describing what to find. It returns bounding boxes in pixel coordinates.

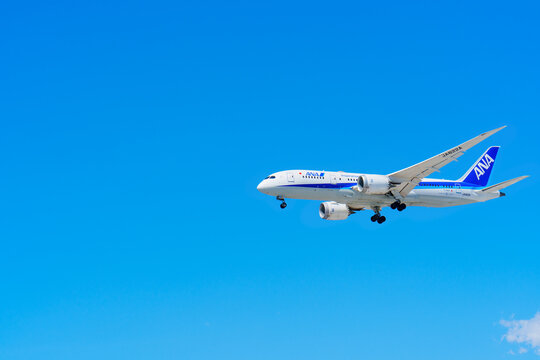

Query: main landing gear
[390,200,407,211]
[277,196,287,209]
[370,200,406,224]
[370,213,386,224]
[370,207,386,224]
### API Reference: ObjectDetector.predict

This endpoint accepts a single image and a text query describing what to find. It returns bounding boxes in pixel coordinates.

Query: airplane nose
[257,181,269,193]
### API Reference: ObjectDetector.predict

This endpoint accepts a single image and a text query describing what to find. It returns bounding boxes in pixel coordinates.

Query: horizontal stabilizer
[480,175,529,192]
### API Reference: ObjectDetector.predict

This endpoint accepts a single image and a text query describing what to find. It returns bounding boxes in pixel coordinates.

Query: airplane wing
[387,126,507,198]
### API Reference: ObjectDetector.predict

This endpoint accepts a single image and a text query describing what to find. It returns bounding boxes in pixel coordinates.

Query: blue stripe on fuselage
[417,181,482,189]
[279,182,357,189]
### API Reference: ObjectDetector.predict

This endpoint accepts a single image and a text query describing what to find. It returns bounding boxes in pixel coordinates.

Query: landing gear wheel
[390,202,398,210]
[280,202,287,209]
[370,214,380,222]
[377,216,386,224]
[397,203,406,211]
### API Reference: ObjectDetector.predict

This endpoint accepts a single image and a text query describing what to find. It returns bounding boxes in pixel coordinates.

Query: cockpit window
[269,176,276,179]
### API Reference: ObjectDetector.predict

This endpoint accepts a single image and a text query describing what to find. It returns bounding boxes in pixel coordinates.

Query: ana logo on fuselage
[306,171,325,177]
[474,154,494,180]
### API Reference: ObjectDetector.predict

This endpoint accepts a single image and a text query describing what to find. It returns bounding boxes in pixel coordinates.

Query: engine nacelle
[356,174,390,194]
[319,202,350,220]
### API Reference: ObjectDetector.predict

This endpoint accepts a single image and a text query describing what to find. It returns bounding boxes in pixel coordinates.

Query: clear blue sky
[1,1,539,359]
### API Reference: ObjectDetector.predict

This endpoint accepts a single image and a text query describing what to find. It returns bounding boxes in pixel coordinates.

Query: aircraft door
[330,174,337,185]
[287,171,295,183]
[455,183,462,195]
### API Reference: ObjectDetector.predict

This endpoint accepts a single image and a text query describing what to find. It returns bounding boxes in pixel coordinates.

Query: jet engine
[356,174,391,194]
[319,202,351,220]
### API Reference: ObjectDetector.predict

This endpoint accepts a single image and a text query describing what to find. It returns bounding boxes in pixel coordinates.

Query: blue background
[1,1,539,359]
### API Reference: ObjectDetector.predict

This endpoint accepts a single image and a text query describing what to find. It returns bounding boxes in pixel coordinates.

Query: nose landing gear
[277,196,287,209]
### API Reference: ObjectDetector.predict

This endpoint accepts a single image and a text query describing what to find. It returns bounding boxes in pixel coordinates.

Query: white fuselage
[256,170,501,210]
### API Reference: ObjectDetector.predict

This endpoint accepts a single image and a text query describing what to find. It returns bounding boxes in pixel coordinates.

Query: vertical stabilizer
[457,146,500,186]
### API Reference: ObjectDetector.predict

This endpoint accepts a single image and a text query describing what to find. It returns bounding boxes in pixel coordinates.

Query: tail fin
[457,146,500,186]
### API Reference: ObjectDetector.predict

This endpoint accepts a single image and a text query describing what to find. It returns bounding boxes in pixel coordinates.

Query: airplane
[256,126,528,223]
